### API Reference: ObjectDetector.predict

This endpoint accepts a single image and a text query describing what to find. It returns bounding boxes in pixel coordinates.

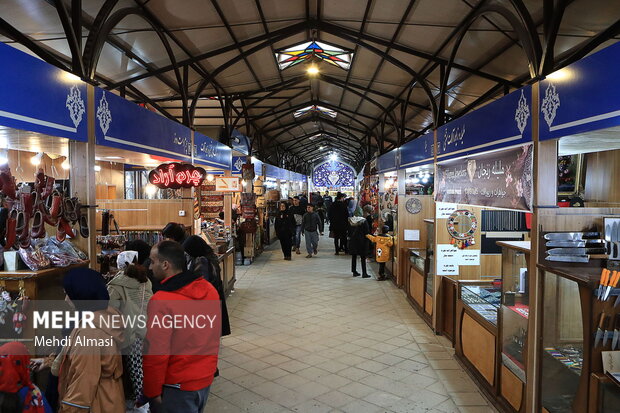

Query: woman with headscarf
[57,268,125,413]
[107,251,153,412]
[182,235,231,337]
[0,341,53,413]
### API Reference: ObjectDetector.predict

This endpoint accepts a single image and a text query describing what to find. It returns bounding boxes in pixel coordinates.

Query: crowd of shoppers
[0,222,229,413]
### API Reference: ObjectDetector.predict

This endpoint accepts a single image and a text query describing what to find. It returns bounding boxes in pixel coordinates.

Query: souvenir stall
[92,88,199,276]
[375,149,399,284]
[431,86,534,413]
[531,41,620,413]
[0,42,91,346]
[193,132,235,295]
[398,132,436,326]
[237,158,264,263]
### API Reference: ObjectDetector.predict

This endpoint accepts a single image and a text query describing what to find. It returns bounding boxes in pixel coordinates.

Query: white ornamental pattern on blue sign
[312,160,355,187]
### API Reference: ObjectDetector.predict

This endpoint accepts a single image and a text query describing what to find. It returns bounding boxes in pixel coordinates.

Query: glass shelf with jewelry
[460,284,501,325]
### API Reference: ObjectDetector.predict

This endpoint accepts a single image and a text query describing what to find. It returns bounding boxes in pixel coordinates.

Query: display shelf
[461,284,500,325]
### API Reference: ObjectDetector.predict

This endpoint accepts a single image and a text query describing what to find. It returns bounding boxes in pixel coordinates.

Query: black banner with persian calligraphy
[435,144,533,211]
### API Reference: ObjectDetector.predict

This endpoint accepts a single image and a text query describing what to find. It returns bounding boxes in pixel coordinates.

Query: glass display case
[460,284,501,325]
[540,270,584,413]
[425,219,435,297]
[498,242,530,382]
[409,249,427,273]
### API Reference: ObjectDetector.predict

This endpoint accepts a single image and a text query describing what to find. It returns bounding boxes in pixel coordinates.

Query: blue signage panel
[436,85,532,161]
[0,42,87,142]
[230,129,251,155]
[539,42,620,140]
[377,149,398,173]
[400,132,434,168]
[94,88,192,162]
[231,156,246,174]
[194,131,232,170]
[253,159,264,176]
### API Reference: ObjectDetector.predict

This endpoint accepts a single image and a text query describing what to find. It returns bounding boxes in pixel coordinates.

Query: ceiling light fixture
[307,65,320,75]
[30,152,44,166]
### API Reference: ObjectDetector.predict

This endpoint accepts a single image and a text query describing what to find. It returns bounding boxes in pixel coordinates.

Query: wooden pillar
[431,128,439,331]
[223,169,232,228]
[69,84,97,267]
[526,82,558,413]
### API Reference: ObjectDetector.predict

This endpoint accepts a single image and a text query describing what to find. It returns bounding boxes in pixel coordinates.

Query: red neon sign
[148,163,207,189]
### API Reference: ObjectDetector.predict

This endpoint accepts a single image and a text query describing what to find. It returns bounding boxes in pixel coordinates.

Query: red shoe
[59,217,75,238]
[41,176,55,200]
[30,210,45,239]
[50,192,62,218]
[34,169,46,195]
[40,202,58,226]
[4,209,16,249]
[56,220,66,242]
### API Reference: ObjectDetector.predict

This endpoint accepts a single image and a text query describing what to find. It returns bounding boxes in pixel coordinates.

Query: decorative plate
[405,198,422,214]
[446,209,478,240]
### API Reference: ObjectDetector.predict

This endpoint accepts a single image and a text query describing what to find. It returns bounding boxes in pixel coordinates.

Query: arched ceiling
[0,0,619,172]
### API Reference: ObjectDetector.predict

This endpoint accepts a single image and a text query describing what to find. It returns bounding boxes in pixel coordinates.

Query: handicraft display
[447,209,477,249]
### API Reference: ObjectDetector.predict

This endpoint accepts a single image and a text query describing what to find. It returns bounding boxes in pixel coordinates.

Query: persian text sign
[435,144,533,211]
[436,86,532,161]
[148,163,206,189]
[215,177,241,192]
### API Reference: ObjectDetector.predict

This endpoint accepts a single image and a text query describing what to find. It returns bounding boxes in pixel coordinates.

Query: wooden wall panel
[584,150,620,204]
[96,162,124,199]
[95,199,194,230]
[462,312,496,385]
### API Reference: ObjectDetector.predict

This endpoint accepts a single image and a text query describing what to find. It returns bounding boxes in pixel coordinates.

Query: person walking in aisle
[323,191,333,224]
[366,225,395,281]
[302,204,321,258]
[348,215,371,278]
[315,199,326,235]
[274,202,295,260]
[328,193,349,255]
[107,251,153,412]
[288,197,305,255]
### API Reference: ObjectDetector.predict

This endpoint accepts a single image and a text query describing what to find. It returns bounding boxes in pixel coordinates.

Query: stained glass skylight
[293,105,337,119]
[275,41,353,70]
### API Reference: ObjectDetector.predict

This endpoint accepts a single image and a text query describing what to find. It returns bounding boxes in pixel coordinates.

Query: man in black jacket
[328,193,349,255]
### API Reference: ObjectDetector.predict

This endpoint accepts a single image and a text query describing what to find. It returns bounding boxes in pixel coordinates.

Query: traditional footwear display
[79,214,89,238]
[49,191,62,218]
[0,172,16,199]
[55,219,66,242]
[41,175,55,200]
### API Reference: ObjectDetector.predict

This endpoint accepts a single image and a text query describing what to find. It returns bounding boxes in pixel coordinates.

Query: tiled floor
[206,236,497,413]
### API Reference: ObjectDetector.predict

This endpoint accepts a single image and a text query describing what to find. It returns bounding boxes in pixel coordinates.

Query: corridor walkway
[206,236,497,413]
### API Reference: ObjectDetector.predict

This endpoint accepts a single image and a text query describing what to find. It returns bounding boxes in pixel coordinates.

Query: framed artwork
[557,154,583,196]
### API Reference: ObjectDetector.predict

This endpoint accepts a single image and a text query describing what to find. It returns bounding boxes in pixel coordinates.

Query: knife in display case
[604,271,620,301]
[545,255,589,263]
[544,232,601,241]
[546,240,604,248]
[547,248,606,255]
[599,269,611,300]
[595,313,607,349]
[612,314,620,351]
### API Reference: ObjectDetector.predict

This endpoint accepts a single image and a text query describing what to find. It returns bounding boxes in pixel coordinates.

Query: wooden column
[526,82,558,413]
[69,84,97,267]
[431,128,439,331]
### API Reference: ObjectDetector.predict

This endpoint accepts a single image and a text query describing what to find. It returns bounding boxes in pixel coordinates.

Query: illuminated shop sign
[148,163,206,188]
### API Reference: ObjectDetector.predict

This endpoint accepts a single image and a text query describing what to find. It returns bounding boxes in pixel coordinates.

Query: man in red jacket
[143,240,220,413]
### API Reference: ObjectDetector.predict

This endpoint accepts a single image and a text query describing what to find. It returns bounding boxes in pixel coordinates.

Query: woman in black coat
[182,235,231,337]
[329,195,350,254]
[348,216,370,278]
[274,202,295,260]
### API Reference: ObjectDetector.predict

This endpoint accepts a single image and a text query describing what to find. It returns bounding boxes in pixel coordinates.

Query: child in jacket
[366,225,395,281]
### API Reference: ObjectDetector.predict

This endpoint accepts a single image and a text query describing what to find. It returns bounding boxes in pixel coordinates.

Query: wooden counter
[0,262,90,300]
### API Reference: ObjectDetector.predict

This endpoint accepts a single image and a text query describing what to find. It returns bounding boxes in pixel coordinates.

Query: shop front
[374,149,399,284]
[0,41,93,345]
[398,132,435,326]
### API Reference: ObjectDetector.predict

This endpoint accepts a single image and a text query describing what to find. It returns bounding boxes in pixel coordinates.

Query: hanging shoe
[5,209,17,249]
[34,169,46,195]
[41,176,55,200]
[49,191,62,219]
[0,172,15,199]
[56,220,66,242]
[59,217,75,238]
[30,210,45,239]
[79,214,89,238]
